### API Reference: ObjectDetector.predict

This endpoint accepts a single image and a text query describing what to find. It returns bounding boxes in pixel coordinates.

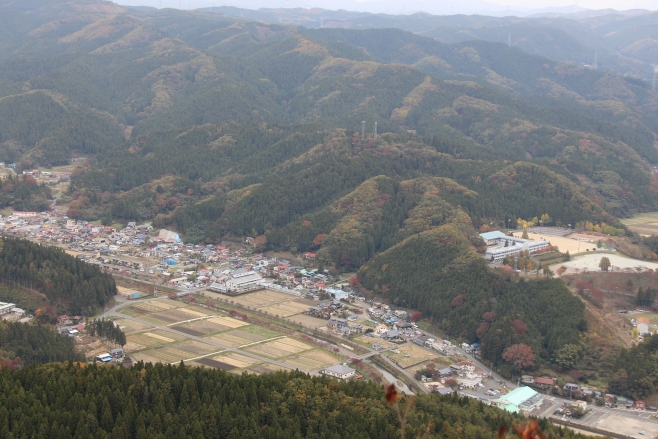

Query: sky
[116,0,658,13]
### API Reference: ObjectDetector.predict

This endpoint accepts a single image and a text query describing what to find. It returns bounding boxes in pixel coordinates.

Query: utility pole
[361,121,365,140]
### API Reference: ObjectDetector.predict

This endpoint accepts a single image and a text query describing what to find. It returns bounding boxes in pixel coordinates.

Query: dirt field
[560,253,658,274]
[247,362,293,374]
[513,232,587,254]
[621,212,658,236]
[354,335,398,350]
[290,314,328,327]
[385,344,437,368]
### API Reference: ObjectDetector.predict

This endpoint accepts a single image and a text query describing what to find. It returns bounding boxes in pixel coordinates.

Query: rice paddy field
[116,297,339,374]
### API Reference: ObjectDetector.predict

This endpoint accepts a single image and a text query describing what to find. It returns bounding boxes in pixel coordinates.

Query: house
[460,377,481,389]
[637,322,650,336]
[437,367,453,378]
[435,387,455,395]
[634,400,647,410]
[563,383,579,393]
[571,400,587,410]
[109,348,124,358]
[533,376,556,386]
[455,361,476,372]
[323,364,356,380]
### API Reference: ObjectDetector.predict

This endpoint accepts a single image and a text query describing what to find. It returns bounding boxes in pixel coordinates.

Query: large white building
[0,301,16,316]
[209,268,262,294]
[481,231,549,262]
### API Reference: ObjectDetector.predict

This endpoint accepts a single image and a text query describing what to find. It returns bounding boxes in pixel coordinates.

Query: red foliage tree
[476,322,491,339]
[349,276,361,286]
[502,344,536,370]
[451,294,467,307]
[24,176,37,186]
[253,235,268,251]
[482,311,497,323]
[66,208,83,219]
[411,311,422,322]
[512,319,528,335]
[313,234,327,246]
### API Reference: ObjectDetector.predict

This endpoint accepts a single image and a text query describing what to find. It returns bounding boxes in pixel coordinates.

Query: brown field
[283,349,337,370]
[173,340,218,356]
[512,232,584,255]
[204,328,270,347]
[173,319,232,336]
[149,308,210,324]
[289,314,328,327]
[245,337,311,358]
[258,305,298,317]
[117,286,142,297]
[126,330,185,349]
[208,316,249,328]
[130,351,162,364]
[385,344,436,369]
[131,300,179,312]
[212,352,260,369]
[193,358,236,370]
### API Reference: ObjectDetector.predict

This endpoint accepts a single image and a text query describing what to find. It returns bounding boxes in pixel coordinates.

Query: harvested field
[176,307,209,318]
[258,305,298,317]
[213,352,260,369]
[246,337,311,358]
[385,344,435,369]
[205,333,253,348]
[113,318,152,333]
[174,340,217,356]
[227,329,267,342]
[145,346,197,363]
[207,316,248,328]
[283,349,336,370]
[221,290,292,307]
[173,319,231,335]
[126,331,184,348]
[173,326,205,337]
[131,300,178,312]
[130,351,162,364]
[195,358,236,370]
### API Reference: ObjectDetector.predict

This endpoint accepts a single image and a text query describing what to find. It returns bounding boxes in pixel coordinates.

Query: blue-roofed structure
[493,387,543,412]
[480,231,507,242]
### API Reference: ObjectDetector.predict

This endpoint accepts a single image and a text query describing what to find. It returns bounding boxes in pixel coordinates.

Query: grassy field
[385,344,437,369]
[621,212,658,236]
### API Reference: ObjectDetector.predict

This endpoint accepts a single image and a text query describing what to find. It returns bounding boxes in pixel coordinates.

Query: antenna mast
[361,121,365,140]
[374,122,378,140]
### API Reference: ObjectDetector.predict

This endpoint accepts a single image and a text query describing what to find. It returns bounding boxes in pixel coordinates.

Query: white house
[323,364,356,380]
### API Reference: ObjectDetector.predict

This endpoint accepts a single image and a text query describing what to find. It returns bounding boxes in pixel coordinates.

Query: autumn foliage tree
[451,294,467,307]
[313,233,327,246]
[411,311,422,322]
[599,257,611,272]
[253,235,268,251]
[502,344,536,371]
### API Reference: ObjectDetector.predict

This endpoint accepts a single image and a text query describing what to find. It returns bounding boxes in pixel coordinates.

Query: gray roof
[325,364,356,375]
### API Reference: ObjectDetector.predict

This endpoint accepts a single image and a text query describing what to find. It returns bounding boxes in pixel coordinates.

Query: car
[638,432,645,435]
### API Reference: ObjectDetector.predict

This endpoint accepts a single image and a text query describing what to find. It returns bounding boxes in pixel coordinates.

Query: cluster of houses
[94,348,125,363]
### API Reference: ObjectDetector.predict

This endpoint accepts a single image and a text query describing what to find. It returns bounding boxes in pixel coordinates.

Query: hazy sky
[116,0,658,12]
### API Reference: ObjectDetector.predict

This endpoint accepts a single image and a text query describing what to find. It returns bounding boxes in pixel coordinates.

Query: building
[209,268,263,294]
[480,231,550,262]
[95,353,113,363]
[0,301,16,316]
[109,348,124,358]
[493,387,543,412]
[322,364,356,380]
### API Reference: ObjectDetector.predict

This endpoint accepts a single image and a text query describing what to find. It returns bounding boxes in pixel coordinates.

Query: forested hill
[0,238,117,315]
[0,362,592,439]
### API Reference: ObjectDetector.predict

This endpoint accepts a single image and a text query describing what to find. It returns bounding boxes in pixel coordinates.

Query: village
[1,210,658,438]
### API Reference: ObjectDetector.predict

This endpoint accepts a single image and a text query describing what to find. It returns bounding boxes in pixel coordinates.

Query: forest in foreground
[0,362,592,439]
